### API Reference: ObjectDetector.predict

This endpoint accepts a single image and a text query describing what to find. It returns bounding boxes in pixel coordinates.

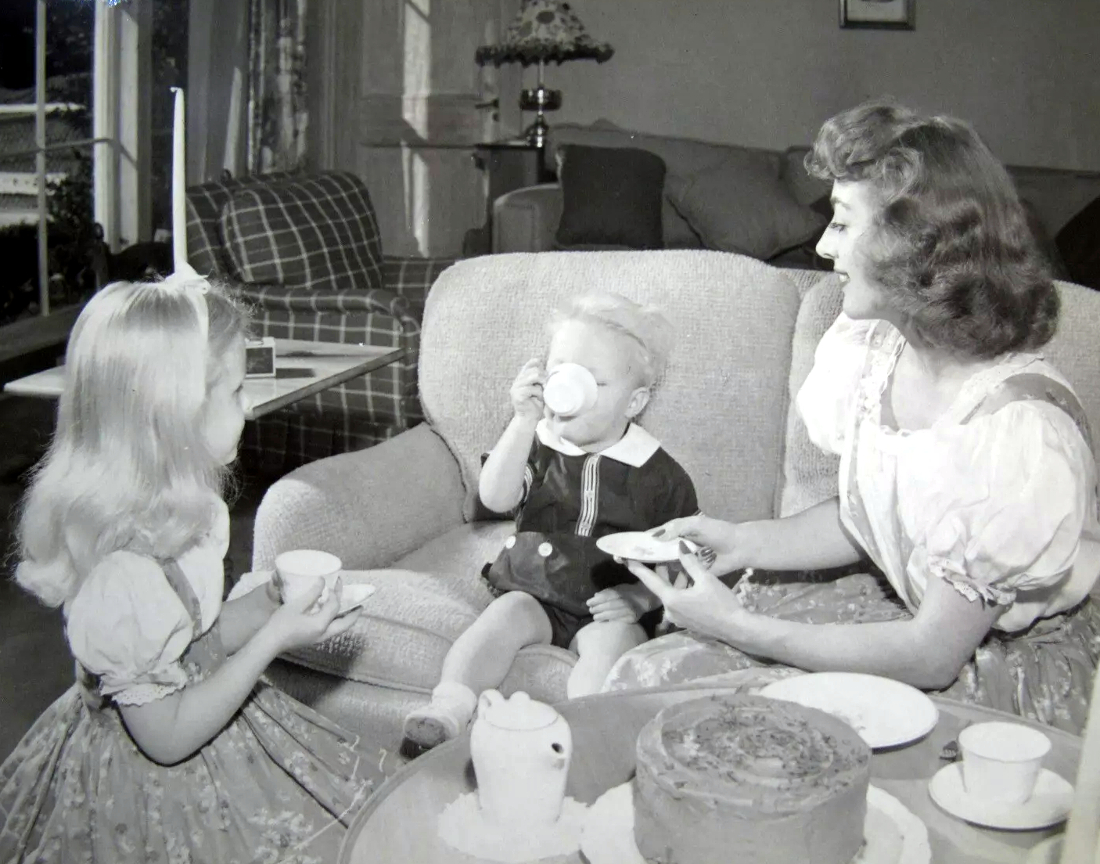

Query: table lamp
[475,0,613,148]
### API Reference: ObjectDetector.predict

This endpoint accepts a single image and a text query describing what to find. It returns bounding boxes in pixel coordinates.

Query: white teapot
[470,690,573,827]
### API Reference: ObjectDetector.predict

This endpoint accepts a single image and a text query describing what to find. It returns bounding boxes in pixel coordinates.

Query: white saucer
[595,532,696,564]
[760,672,938,750]
[928,763,1074,831]
[579,782,929,864]
[337,583,376,615]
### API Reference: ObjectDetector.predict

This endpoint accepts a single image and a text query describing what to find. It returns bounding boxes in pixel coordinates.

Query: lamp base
[518,87,562,149]
[522,114,552,148]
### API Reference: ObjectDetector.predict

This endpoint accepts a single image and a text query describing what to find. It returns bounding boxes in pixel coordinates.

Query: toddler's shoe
[403,682,477,750]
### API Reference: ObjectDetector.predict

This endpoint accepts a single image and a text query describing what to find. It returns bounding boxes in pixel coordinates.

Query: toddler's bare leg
[404,592,552,748]
[440,591,553,692]
[567,621,648,698]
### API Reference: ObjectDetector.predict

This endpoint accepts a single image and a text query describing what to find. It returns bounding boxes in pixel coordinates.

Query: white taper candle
[171,86,187,271]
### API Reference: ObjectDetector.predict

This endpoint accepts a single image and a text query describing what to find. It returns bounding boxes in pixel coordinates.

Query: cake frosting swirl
[632,694,871,864]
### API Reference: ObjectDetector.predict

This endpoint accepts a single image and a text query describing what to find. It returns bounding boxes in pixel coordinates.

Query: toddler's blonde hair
[548,292,674,387]
[14,278,249,607]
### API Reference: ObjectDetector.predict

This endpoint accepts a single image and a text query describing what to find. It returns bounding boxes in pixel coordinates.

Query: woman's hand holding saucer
[623,543,751,640]
[649,515,746,575]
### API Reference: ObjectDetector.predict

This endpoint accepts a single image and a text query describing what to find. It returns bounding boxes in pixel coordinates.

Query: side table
[464,139,556,256]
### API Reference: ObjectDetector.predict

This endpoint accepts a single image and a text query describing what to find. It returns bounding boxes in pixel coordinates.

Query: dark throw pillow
[1055,194,1100,290]
[555,145,666,250]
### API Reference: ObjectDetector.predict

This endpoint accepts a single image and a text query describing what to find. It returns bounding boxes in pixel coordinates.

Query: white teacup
[543,363,597,418]
[274,549,342,608]
[958,721,1051,804]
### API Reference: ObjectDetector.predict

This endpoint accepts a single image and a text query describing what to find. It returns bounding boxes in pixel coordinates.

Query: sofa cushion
[1056,194,1100,290]
[778,274,844,517]
[418,251,804,524]
[667,154,828,260]
[220,171,384,291]
[781,146,832,209]
[555,144,667,250]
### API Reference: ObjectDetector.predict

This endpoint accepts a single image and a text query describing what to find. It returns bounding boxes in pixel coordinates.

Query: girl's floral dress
[0,500,374,863]
[606,313,1100,735]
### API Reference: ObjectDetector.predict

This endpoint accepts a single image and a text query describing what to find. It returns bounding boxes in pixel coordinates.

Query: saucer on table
[928,763,1073,831]
[759,672,938,750]
[579,781,930,864]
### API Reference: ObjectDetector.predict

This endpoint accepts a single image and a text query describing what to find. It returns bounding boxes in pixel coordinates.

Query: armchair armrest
[381,256,457,308]
[492,183,563,253]
[237,282,418,329]
[251,423,466,571]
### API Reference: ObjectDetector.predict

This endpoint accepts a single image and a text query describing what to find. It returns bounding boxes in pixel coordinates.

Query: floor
[0,392,263,762]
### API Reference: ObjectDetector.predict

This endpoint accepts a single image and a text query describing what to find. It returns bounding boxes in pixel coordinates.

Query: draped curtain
[247,0,308,174]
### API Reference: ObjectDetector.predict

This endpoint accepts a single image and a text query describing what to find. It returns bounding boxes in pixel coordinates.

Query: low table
[3,338,406,419]
[341,680,1081,864]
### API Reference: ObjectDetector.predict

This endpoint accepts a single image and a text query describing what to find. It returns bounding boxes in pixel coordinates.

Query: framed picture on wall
[839,0,915,30]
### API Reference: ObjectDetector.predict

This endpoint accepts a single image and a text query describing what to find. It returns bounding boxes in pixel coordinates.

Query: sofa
[247,250,1100,757]
[186,170,455,474]
[492,121,1100,289]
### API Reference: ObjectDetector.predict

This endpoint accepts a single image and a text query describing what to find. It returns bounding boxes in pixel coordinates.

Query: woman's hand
[624,543,752,640]
[510,358,546,423]
[587,583,658,623]
[650,515,750,575]
[263,579,361,654]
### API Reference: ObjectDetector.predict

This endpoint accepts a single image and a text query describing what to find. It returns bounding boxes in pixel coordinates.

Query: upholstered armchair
[186,170,455,473]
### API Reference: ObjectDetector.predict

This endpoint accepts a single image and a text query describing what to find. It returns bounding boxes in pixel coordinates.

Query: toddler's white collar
[535,419,661,467]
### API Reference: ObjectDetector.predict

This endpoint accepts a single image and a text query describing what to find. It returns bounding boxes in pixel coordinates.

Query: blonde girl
[0,277,372,863]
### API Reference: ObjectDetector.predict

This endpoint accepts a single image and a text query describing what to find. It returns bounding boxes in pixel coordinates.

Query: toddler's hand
[587,583,656,623]
[264,579,360,653]
[510,358,545,423]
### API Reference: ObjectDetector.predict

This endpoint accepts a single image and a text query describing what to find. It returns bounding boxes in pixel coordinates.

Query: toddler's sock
[403,682,478,749]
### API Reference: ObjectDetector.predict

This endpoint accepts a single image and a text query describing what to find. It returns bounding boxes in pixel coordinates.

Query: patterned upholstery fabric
[220,173,385,292]
[185,170,456,473]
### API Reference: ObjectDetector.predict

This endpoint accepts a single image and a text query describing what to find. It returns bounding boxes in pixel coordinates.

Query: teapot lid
[479,690,559,731]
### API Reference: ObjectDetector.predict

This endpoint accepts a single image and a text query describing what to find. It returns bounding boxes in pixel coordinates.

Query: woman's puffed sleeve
[904,402,1091,616]
[795,313,874,455]
[66,551,194,705]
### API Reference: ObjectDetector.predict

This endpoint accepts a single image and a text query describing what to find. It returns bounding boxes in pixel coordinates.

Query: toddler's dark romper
[482,421,699,649]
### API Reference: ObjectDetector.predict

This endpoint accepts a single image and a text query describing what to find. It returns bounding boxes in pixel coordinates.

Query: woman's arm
[217,580,281,655]
[655,498,865,575]
[119,582,357,764]
[629,553,1000,690]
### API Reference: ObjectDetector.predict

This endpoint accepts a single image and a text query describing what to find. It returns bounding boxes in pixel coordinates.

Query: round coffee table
[340,680,1081,864]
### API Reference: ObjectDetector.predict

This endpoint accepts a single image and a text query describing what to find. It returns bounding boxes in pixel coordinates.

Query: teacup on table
[958,721,1051,804]
[274,549,343,609]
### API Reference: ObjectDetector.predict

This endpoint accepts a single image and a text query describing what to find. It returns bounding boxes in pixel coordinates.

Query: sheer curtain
[247,0,308,174]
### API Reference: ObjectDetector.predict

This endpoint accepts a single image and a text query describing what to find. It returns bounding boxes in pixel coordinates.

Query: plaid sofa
[186,170,455,474]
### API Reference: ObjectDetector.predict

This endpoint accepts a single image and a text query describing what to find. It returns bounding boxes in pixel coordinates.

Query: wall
[530,0,1100,171]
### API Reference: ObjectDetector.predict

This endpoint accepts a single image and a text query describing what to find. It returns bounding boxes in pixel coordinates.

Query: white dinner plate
[337,583,376,616]
[596,532,696,563]
[759,672,938,750]
[579,782,929,864]
[929,763,1073,831]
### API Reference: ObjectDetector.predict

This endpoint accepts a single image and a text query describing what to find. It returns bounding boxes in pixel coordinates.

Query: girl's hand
[649,515,749,575]
[587,583,657,623]
[263,579,360,654]
[624,543,751,640]
[510,358,546,423]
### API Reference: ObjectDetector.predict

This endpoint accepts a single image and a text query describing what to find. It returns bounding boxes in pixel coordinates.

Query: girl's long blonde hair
[14,278,249,607]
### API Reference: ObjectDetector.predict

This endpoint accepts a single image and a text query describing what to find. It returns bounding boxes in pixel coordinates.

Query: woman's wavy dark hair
[805,100,1058,358]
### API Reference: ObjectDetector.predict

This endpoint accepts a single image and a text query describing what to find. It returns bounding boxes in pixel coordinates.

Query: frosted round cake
[632,694,871,864]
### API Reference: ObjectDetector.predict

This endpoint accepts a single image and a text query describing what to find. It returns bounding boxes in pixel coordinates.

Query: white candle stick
[171,86,187,272]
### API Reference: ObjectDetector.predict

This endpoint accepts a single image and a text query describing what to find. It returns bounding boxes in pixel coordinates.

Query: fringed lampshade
[476,1,614,146]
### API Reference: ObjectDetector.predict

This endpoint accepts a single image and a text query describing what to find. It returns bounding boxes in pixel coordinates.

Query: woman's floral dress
[605,313,1100,735]
[0,500,375,863]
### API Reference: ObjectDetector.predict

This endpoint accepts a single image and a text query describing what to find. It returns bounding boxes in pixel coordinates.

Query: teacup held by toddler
[958,721,1051,804]
[275,549,342,608]
[544,363,597,418]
